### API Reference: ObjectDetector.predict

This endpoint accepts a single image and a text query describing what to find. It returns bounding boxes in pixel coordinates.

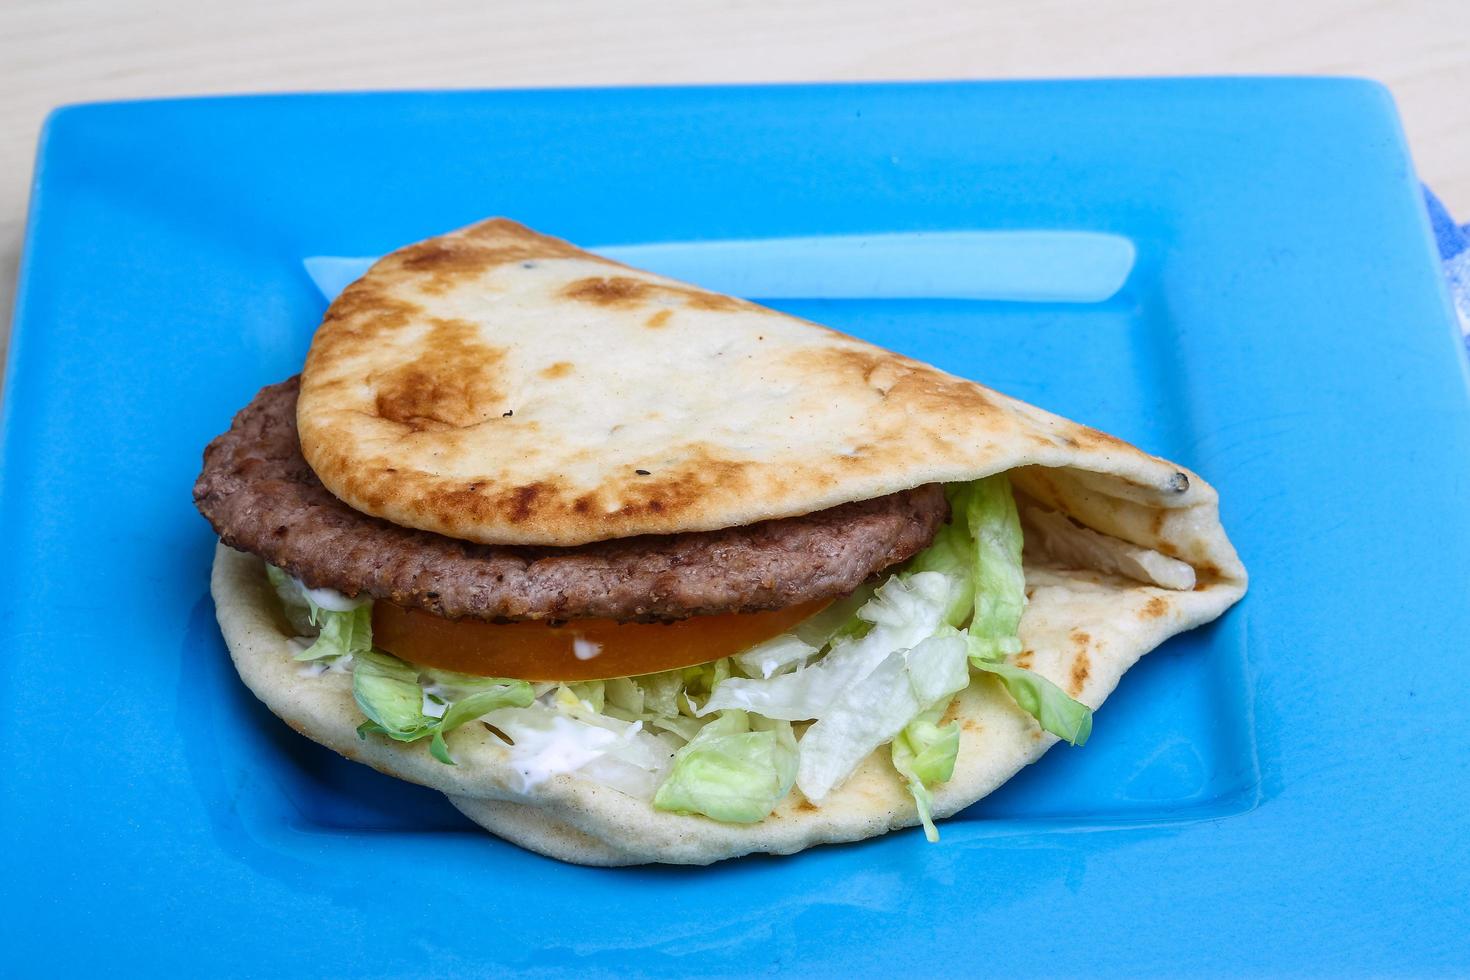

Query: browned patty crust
[194,378,949,622]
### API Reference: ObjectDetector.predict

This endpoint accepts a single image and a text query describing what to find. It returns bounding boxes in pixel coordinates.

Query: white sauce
[481,710,619,792]
[421,691,448,719]
[572,637,603,661]
[303,583,371,612]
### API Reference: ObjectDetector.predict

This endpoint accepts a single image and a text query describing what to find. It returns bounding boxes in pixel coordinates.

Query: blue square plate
[4,80,1468,975]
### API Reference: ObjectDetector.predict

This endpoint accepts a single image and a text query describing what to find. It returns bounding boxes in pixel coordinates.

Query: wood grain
[2,0,1466,359]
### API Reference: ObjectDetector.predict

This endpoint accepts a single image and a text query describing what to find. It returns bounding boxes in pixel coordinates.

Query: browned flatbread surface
[296,218,1213,547]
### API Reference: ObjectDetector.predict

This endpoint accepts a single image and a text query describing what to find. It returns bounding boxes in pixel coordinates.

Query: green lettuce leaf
[891,701,961,842]
[604,674,704,741]
[603,676,644,716]
[901,485,982,629]
[652,710,798,823]
[635,668,685,719]
[265,564,319,635]
[297,604,372,662]
[792,581,879,647]
[265,564,373,662]
[903,477,1094,748]
[702,573,954,721]
[795,631,969,802]
[971,658,1093,746]
[961,475,1026,662]
[560,681,606,714]
[730,633,819,681]
[353,649,427,734]
[679,657,731,708]
[353,650,534,764]
[731,583,879,680]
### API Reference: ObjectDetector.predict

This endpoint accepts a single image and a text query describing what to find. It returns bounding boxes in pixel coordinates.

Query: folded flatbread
[207,218,1245,865]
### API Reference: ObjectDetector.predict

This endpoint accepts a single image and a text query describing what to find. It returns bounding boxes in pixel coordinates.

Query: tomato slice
[371,599,830,681]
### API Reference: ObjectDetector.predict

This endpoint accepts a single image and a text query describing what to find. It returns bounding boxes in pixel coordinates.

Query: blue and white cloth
[1425,188,1470,343]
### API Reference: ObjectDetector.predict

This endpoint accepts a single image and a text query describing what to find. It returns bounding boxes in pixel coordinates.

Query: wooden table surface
[3,0,1466,358]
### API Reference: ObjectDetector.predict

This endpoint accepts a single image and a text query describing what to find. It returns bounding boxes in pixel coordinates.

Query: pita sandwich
[195,218,1246,866]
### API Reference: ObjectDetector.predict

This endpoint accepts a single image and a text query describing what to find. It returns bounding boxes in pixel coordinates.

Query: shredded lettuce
[790,581,878,647]
[702,525,1064,808]
[958,476,1027,661]
[636,668,685,719]
[702,573,953,721]
[729,583,881,680]
[971,659,1093,746]
[604,673,703,740]
[652,710,799,822]
[266,565,318,635]
[353,650,534,764]
[561,680,606,713]
[901,488,980,629]
[679,658,731,711]
[903,477,1095,746]
[265,564,372,662]
[730,633,819,681]
[892,702,961,842]
[299,604,372,662]
[352,650,425,734]
[796,631,969,802]
[949,476,1095,744]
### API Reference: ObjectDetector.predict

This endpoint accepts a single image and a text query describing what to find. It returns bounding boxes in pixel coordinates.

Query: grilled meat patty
[194,378,949,622]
